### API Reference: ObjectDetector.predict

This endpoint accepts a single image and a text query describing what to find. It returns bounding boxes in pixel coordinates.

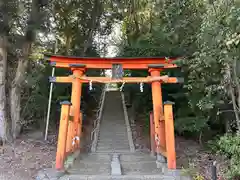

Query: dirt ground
[0,132,56,180]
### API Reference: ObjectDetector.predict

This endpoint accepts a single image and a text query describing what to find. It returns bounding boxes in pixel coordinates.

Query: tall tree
[10,0,48,138]
[0,0,18,143]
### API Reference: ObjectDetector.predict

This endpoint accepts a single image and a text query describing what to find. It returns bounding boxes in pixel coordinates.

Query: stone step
[99,129,127,131]
[119,153,156,162]
[99,129,126,130]
[77,153,155,163]
[96,147,130,151]
[99,128,126,131]
[97,141,130,145]
[98,135,128,138]
[97,141,129,147]
[96,147,130,152]
[100,123,125,125]
[78,153,111,162]
[121,161,162,175]
[101,114,124,116]
[97,145,129,149]
[98,133,128,137]
[99,130,126,132]
[99,126,126,129]
[98,135,128,139]
[101,117,124,119]
[99,125,126,127]
[98,132,128,135]
[96,149,131,153]
[98,137,128,141]
[59,174,187,180]
[98,138,129,142]
[68,161,110,175]
[99,129,126,131]
[97,139,129,142]
[99,131,128,134]
[101,119,125,121]
[97,140,129,146]
[79,152,155,162]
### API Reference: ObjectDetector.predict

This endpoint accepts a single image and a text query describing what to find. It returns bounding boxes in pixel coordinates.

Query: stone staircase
[58,91,190,180]
[96,91,130,152]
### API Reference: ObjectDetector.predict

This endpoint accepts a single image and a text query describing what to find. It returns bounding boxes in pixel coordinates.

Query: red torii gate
[44,54,183,171]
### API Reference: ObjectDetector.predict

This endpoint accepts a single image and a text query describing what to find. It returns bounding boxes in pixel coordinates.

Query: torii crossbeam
[44,54,183,171]
[45,54,178,69]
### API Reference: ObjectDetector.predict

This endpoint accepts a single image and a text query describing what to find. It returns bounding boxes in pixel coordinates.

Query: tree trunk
[226,63,240,133]
[82,0,101,56]
[0,36,10,143]
[10,0,40,139]
[232,59,240,134]
[10,43,31,139]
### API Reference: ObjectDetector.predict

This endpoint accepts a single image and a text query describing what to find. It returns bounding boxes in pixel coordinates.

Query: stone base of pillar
[157,153,166,163]
[36,168,65,180]
[65,149,80,170]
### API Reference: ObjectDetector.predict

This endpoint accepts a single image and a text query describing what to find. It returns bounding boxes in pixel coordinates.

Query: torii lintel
[44,54,180,69]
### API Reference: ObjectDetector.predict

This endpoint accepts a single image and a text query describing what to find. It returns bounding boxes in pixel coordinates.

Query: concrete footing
[36,168,65,180]
[164,169,192,180]
[157,153,166,163]
[64,149,80,170]
[111,153,122,175]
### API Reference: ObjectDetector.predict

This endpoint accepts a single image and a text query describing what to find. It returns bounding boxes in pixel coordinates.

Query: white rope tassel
[72,136,80,146]
[89,80,93,91]
[140,82,144,92]
[120,82,125,92]
[155,134,160,146]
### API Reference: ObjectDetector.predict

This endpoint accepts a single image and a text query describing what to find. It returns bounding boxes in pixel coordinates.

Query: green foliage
[13,0,113,132]
[117,0,208,137]
[181,162,204,180]
[0,0,19,34]
[116,0,240,145]
[21,62,70,129]
[215,134,240,179]
[175,116,208,135]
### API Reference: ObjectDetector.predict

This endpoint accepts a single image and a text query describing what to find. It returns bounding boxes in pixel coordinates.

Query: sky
[95,22,122,58]
[95,22,123,76]
[38,19,123,76]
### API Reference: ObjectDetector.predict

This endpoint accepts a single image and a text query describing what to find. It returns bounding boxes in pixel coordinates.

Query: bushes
[212,134,240,179]
[175,116,208,138]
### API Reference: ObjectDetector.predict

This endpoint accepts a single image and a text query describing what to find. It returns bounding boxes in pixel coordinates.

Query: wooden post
[149,68,166,162]
[56,101,71,170]
[150,111,156,156]
[164,101,176,169]
[211,161,217,180]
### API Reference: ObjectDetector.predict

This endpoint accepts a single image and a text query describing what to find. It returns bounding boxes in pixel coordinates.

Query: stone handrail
[90,84,107,152]
[121,92,135,152]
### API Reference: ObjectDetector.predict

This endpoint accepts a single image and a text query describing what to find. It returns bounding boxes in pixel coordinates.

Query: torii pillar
[149,68,166,164]
[66,67,85,153]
